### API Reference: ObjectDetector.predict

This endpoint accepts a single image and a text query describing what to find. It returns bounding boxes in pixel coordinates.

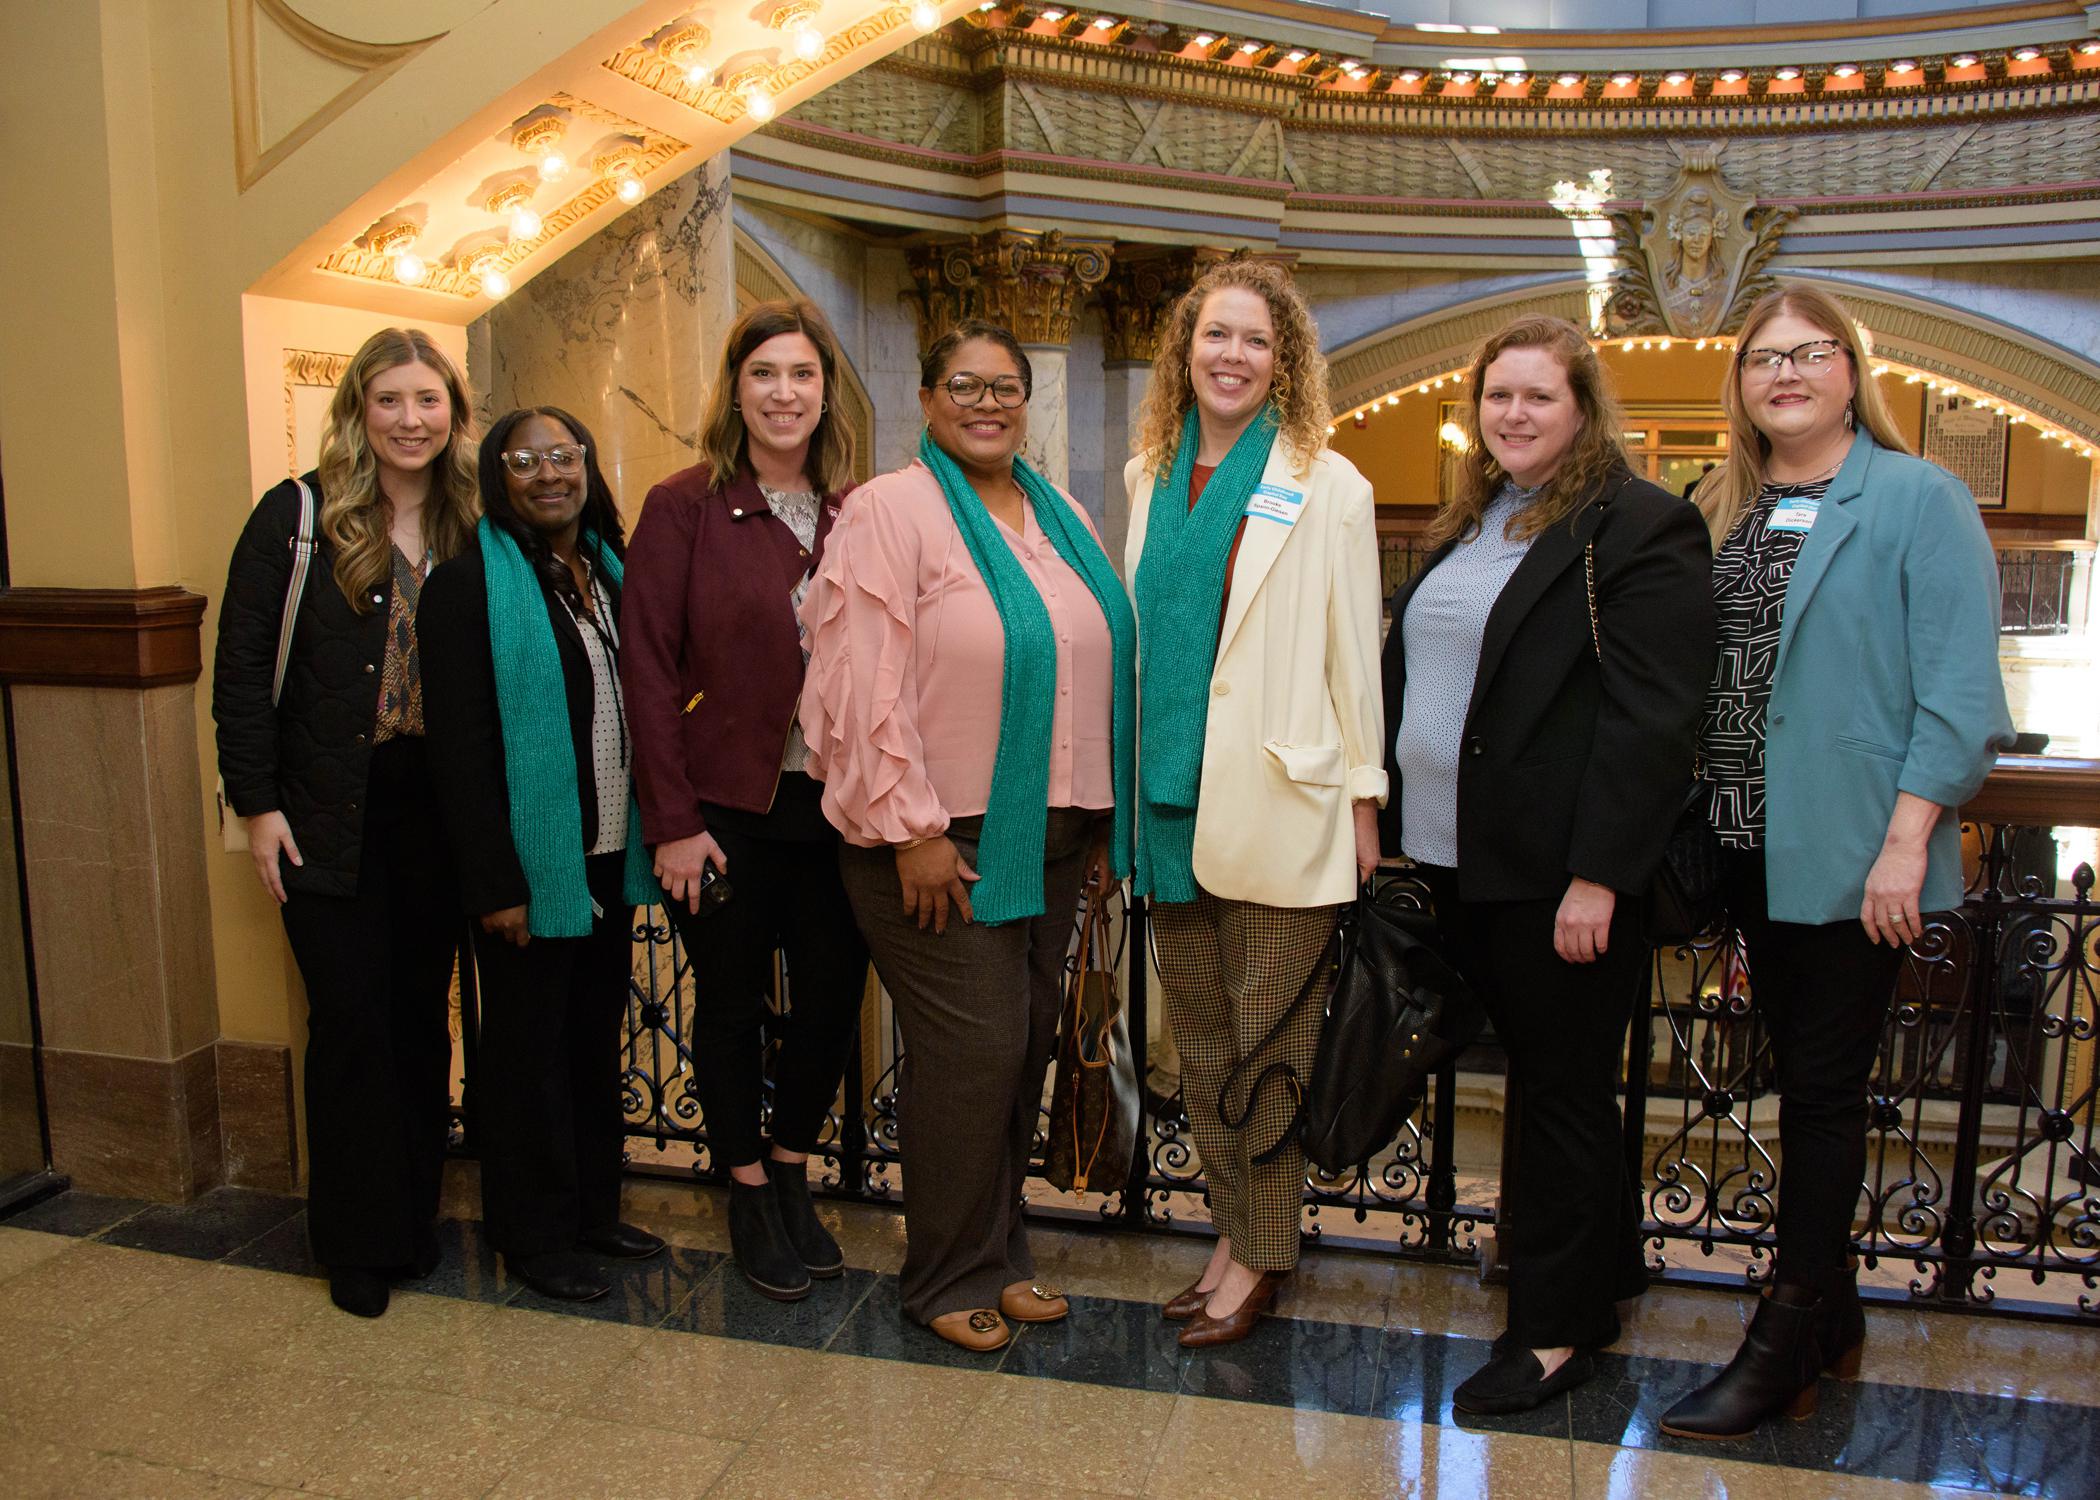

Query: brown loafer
[1178,1271,1281,1349]
[1000,1281,1069,1324]
[1162,1275,1213,1322]
[929,1308,1012,1352]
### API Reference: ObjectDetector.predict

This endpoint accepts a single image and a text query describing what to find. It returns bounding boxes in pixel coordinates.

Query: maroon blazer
[620,460,842,846]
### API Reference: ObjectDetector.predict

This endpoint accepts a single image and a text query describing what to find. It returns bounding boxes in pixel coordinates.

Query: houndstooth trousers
[1151,891,1340,1271]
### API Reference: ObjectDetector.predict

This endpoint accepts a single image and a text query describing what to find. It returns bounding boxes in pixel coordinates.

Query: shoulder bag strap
[271,479,318,706]
[1216,914,1346,1166]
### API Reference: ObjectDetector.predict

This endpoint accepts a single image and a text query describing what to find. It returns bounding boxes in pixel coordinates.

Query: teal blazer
[1761,432,2012,924]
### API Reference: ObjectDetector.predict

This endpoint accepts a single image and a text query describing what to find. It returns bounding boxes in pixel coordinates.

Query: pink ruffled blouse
[799,459,1115,847]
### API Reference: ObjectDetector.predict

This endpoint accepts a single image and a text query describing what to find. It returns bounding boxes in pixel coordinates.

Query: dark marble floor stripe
[7,1189,2094,1496]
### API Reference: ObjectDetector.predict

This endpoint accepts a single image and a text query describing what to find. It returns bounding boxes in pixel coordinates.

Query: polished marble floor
[0,1169,2093,1499]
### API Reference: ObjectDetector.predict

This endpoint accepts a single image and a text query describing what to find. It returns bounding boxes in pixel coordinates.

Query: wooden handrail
[1962,755,2100,830]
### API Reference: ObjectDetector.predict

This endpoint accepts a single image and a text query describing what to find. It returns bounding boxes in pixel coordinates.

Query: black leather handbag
[1295,883,1483,1176]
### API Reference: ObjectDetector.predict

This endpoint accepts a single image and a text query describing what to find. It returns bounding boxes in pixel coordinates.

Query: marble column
[902,229,1112,493]
[477,154,737,517]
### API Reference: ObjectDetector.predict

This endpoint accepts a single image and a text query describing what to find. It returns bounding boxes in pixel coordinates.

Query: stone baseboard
[44,1043,222,1200]
[216,1038,298,1193]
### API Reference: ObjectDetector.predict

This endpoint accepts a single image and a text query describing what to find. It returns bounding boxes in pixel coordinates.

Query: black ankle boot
[329,1267,390,1318]
[765,1157,844,1278]
[1813,1260,1865,1378]
[1660,1285,1825,1440]
[729,1179,812,1301]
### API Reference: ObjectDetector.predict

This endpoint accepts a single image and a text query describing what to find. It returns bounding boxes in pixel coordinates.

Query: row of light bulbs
[679,0,944,119]
[1334,340,2098,461]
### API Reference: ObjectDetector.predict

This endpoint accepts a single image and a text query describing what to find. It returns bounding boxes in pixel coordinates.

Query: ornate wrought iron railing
[448,775,2100,1322]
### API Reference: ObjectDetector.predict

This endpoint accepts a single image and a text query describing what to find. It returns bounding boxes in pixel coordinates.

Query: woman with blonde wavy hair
[213,327,479,1319]
[1378,315,1714,1413]
[1124,258,1386,1348]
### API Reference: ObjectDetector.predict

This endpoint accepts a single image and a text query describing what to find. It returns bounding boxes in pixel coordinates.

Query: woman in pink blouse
[800,320,1137,1353]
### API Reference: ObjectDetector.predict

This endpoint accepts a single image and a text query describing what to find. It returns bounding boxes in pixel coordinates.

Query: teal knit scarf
[1131,404,1281,903]
[916,429,1137,925]
[480,518,657,938]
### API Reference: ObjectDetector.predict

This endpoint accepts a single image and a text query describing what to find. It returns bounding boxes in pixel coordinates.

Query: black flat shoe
[582,1223,666,1260]
[729,1179,811,1301]
[329,1267,390,1319]
[1453,1345,1594,1415]
[511,1250,611,1302]
[765,1157,844,1277]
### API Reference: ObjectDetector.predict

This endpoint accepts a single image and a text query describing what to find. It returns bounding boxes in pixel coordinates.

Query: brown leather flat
[1162,1275,1213,1322]
[1000,1281,1069,1324]
[929,1307,1012,1352]
[1178,1271,1281,1349]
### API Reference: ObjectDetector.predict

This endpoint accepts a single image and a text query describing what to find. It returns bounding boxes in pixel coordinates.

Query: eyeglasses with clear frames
[500,444,587,477]
[942,373,1028,408]
[1738,340,1847,379]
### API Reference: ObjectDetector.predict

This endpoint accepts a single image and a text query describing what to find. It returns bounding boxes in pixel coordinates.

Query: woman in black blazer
[212,328,480,1320]
[419,406,665,1302]
[1378,316,1715,1413]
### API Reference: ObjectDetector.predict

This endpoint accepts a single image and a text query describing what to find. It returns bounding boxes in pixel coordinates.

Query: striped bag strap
[271,479,318,706]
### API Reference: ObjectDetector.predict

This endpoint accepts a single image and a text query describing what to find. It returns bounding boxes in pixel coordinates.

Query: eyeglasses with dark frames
[500,443,587,477]
[1737,340,1848,379]
[941,373,1028,408]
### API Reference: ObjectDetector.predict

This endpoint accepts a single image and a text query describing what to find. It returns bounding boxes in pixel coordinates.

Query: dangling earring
[1844,400,1856,431]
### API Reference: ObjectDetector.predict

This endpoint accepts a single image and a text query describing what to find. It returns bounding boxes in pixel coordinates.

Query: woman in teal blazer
[1663,284,2012,1441]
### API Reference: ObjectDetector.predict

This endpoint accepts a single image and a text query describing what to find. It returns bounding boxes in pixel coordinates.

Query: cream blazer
[1124,441,1387,909]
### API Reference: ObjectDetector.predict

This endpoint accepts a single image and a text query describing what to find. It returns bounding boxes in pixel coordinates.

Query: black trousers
[1722,849,1901,1284]
[1424,866,1649,1349]
[278,737,459,1271]
[668,816,869,1170]
[470,852,634,1258]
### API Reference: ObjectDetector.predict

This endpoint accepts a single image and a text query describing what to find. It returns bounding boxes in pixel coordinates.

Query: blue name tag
[1767,496,1821,533]
[1246,483,1305,525]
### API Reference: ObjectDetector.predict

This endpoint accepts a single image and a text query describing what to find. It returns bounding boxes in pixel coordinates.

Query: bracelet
[895,836,931,852]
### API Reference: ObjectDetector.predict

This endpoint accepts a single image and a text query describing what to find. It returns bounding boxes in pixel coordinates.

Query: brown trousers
[839,808,1095,1323]
[1152,892,1338,1271]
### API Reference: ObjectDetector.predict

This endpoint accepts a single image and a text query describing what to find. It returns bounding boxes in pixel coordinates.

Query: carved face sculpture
[1671,189,1718,285]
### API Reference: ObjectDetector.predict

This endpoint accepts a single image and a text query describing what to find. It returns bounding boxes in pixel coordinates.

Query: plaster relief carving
[1604,149,1794,339]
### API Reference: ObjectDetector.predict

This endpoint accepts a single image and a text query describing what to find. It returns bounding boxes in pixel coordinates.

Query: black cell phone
[698,866,734,910]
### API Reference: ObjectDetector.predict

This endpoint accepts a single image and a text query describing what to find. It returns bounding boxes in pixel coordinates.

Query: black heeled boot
[1660,1284,1825,1441]
[1813,1259,1865,1378]
[729,1178,812,1301]
[765,1157,844,1278]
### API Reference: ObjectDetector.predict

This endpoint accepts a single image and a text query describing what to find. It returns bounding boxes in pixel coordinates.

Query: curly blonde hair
[1133,259,1332,481]
[1427,316,1632,550]
[315,328,480,610]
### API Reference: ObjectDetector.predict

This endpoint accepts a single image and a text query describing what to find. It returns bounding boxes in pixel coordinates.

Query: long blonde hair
[315,328,480,610]
[1134,259,1332,481]
[697,299,857,495]
[1428,316,1631,549]
[1694,282,1912,547]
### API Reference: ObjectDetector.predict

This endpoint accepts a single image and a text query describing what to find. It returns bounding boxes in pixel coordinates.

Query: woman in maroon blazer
[619,300,868,1302]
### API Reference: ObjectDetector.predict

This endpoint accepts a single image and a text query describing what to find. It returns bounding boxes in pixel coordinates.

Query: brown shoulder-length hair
[1133,258,1332,481]
[1693,281,1911,548]
[1426,316,1630,549]
[697,299,856,495]
[315,328,480,611]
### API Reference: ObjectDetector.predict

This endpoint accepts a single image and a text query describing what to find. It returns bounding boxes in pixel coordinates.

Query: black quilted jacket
[212,472,391,898]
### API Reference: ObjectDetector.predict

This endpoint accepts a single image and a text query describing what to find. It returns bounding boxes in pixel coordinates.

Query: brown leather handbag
[1044,884,1141,1193]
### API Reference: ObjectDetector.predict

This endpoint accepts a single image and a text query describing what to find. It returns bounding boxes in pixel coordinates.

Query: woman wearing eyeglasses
[620,300,869,1303]
[1660,284,2010,1439]
[800,319,1136,1352]
[419,407,666,1303]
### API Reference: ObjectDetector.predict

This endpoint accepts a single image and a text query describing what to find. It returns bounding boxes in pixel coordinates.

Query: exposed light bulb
[745,85,775,119]
[509,206,543,240]
[1950,54,1978,68]
[392,252,427,286]
[2012,47,2041,63]
[1285,49,1306,63]
[2079,41,2100,56]
[1774,66,1801,81]
[1556,73,1580,86]
[1238,40,1261,54]
[1505,72,1528,85]
[911,0,940,28]
[1719,69,1744,83]
[685,61,715,87]
[1449,72,1475,85]
[1039,7,1065,18]
[1609,72,1635,86]
[790,20,825,59]
[538,151,570,183]
[1091,15,1116,30]
[480,265,512,298]
[1664,71,1689,85]
[1890,60,1917,74]
[617,174,645,205]
[1191,33,1213,46]
[1830,63,1859,78]
[1397,69,1422,83]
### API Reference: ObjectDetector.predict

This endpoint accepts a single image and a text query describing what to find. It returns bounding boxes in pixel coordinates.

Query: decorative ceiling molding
[230,0,436,189]
[1325,284,1590,415]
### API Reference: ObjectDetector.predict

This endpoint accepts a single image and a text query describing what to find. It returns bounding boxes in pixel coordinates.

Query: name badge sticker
[1766,496,1821,534]
[1245,483,1305,526]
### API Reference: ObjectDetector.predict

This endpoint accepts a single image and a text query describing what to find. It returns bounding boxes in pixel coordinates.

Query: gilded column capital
[1093,246,1302,364]
[904,229,1114,351]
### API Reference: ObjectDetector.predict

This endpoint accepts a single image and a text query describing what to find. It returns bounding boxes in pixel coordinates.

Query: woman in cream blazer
[1124,258,1385,1349]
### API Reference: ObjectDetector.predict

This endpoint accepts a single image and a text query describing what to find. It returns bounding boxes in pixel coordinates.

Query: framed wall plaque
[1923,392,2010,509]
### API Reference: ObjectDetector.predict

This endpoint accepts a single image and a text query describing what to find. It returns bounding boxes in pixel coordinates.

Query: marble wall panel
[44,1041,220,1200]
[0,1040,42,1176]
[216,1038,297,1192]
[1294,268,1572,355]
[1101,363,1149,576]
[1022,348,1069,491]
[1065,309,1106,525]
[480,156,737,520]
[13,684,217,1062]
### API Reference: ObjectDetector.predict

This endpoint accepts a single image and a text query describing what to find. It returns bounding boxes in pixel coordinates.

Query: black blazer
[1378,469,1716,903]
[418,536,622,918]
[213,471,393,897]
